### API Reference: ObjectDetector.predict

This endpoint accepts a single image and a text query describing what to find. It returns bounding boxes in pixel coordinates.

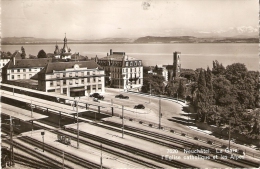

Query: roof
[11,51,22,59]
[39,60,103,74]
[6,58,52,69]
[99,54,139,61]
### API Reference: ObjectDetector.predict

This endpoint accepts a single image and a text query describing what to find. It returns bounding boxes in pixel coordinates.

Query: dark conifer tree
[21,46,26,59]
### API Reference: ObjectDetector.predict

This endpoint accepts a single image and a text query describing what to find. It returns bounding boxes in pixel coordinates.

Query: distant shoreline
[1,41,258,45]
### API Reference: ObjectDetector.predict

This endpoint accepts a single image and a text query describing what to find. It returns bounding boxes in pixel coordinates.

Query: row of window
[11,68,41,73]
[11,74,32,79]
[50,77,102,86]
[55,71,101,78]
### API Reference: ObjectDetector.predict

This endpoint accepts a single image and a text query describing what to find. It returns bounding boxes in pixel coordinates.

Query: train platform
[65,122,228,168]
[22,129,148,168]
[103,116,260,162]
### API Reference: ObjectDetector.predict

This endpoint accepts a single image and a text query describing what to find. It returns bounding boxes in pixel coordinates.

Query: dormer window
[126,62,129,66]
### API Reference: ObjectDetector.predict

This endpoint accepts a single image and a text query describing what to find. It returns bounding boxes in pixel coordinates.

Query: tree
[37,49,47,58]
[212,60,225,76]
[225,63,247,84]
[21,46,26,59]
[141,74,165,95]
[177,79,185,99]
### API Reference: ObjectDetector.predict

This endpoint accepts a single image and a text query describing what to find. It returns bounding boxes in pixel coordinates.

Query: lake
[1,43,259,71]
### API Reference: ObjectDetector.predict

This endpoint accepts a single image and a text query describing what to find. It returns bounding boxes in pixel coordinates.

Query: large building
[166,51,181,81]
[1,57,52,82]
[53,34,72,60]
[96,49,143,91]
[36,61,105,97]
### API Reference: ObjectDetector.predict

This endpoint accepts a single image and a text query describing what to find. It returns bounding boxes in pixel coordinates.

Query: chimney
[13,56,15,65]
[110,49,112,55]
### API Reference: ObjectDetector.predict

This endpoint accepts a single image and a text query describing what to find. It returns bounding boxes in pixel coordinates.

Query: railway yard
[1,83,260,168]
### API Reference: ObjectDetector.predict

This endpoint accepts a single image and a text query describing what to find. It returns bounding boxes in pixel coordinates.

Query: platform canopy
[1,103,48,121]
[1,91,86,115]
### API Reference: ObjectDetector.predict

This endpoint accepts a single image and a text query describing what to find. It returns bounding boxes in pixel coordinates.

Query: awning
[70,88,85,92]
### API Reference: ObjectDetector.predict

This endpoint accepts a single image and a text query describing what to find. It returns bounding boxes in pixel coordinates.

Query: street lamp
[76,101,79,149]
[122,105,124,138]
[159,96,162,129]
[41,131,45,152]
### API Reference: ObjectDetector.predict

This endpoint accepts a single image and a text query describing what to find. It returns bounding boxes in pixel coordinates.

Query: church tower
[61,33,71,53]
[173,51,181,78]
[54,42,60,55]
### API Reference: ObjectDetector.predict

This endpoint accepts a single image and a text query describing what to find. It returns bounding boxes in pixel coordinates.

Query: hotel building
[96,49,143,91]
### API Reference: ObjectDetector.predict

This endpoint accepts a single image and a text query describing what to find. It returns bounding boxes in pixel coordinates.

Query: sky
[1,0,259,39]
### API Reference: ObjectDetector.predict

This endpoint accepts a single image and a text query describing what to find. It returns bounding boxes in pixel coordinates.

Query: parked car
[134,104,145,109]
[90,93,104,100]
[93,98,99,102]
[115,94,129,99]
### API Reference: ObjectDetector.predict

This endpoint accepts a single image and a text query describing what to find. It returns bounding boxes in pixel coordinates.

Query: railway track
[2,127,69,169]
[101,120,260,168]
[19,136,104,169]
[34,121,165,169]
[64,127,196,168]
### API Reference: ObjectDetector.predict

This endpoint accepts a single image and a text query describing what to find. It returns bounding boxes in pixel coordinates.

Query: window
[29,68,31,71]
[69,73,72,77]
[11,69,14,72]
[69,80,73,85]
[57,81,60,86]
[75,79,79,84]
[139,61,142,66]
[98,77,101,82]
[11,75,14,79]
[81,72,84,76]
[75,72,78,77]
[126,62,129,66]
[56,74,60,78]
[23,74,26,79]
[63,80,66,85]
[87,78,90,83]
[81,79,84,83]
[134,61,137,66]
[23,69,26,72]
[50,81,53,86]
[92,85,96,90]
[17,69,20,72]
[130,62,133,66]
[87,72,90,75]
[98,84,102,90]
[63,88,67,94]
[63,73,66,77]
[93,77,96,82]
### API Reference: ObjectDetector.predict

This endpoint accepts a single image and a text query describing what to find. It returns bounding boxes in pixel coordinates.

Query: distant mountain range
[1,35,258,44]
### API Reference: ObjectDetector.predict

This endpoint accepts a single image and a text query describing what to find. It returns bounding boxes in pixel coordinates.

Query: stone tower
[173,51,181,78]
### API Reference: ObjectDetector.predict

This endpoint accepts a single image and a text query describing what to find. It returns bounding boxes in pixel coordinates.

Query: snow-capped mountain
[197,26,258,38]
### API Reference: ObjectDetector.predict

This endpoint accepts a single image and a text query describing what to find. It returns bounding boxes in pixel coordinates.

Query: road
[95,88,192,132]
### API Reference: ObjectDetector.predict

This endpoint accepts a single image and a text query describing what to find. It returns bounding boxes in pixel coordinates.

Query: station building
[35,61,105,97]
[1,57,52,82]
[96,49,143,91]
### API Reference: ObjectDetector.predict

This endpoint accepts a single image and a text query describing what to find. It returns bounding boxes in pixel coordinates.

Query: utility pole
[41,131,45,152]
[62,151,64,169]
[229,120,231,150]
[30,100,33,118]
[122,105,124,138]
[10,116,14,166]
[76,101,79,149]
[159,97,161,129]
[100,144,103,169]
[149,83,151,103]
